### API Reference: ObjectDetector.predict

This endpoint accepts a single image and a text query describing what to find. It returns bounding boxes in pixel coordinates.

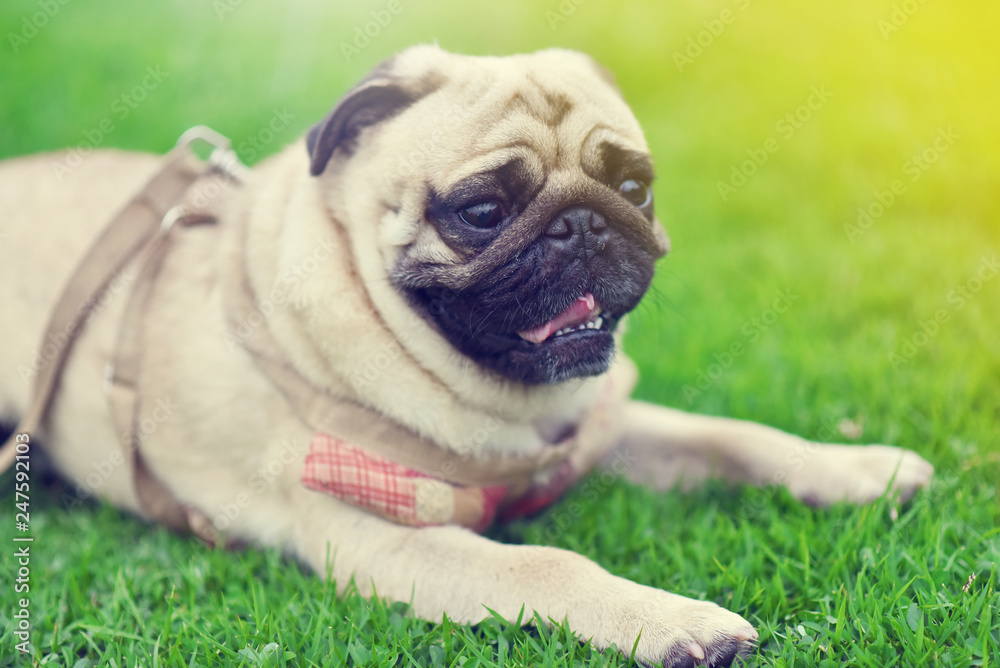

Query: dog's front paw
[789,444,933,506]
[594,587,757,667]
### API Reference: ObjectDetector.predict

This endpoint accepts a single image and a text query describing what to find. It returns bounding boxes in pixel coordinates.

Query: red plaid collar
[302,434,574,532]
[301,377,623,533]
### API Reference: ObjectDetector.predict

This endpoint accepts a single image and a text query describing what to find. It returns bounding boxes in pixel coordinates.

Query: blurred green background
[1,0,996,425]
[1,0,998,666]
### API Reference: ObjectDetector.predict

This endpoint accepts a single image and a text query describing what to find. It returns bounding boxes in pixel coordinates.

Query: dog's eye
[457,200,504,228]
[619,179,652,208]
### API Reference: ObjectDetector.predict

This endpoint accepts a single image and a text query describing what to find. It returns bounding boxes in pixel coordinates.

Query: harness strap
[0,148,203,478]
[0,129,241,539]
[104,206,218,532]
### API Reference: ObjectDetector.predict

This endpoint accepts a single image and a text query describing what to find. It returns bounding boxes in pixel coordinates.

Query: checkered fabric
[303,434,512,531]
[304,434,432,525]
[301,373,627,533]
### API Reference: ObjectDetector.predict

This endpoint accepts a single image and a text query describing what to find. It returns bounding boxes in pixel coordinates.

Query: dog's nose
[543,207,609,258]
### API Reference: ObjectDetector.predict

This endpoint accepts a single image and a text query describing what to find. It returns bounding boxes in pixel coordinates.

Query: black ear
[306,81,420,177]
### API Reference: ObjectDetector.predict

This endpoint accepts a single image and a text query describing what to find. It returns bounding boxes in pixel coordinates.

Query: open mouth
[516,292,610,344]
[410,285,623,384]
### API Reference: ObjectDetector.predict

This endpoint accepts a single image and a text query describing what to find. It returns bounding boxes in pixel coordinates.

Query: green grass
[1,0,998,665]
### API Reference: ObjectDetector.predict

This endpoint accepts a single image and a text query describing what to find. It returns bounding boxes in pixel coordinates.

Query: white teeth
[552,314,607,337]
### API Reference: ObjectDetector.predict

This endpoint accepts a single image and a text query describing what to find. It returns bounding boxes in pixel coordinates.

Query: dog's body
[0,47,933,667]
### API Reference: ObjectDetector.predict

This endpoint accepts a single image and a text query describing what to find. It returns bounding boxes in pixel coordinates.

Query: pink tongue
[517,293,599,344]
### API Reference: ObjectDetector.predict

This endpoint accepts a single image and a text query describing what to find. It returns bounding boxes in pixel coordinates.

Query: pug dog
[0,46,933,667]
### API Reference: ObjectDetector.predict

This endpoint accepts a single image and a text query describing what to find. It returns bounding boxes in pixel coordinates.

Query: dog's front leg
[290,490,756,667]
[613,400,933,505]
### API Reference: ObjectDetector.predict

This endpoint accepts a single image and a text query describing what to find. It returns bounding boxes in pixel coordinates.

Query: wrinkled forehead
[401,56,650,188]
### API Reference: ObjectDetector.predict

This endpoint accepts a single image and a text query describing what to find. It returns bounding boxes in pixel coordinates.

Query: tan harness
[0,128,630,541]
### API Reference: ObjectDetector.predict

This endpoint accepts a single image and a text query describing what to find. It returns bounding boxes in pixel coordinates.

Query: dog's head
[307,46,669,385]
